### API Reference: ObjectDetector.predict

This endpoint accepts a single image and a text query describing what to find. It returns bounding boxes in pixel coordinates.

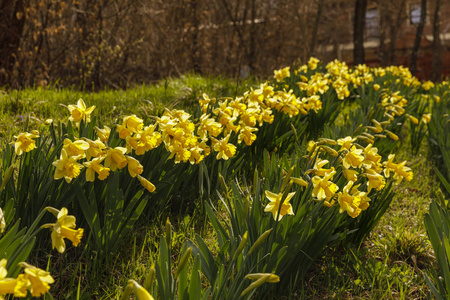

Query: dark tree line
[0,0,447,89]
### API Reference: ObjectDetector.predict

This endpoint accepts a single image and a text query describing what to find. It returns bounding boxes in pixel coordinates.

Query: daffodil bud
[248,229,273,255]
[361,132,375,140]
[374,134,387,139]
[365,126,382,133]
[143,264,155,291]
[130,280,155,300]
[232,231,248,261]
[241,273,280,296]
[165,218,171,249]
[384,113,394,120]
[0,165,14,191]
[384,129,399,141]
[318,138,337,145]
[219,173,228,193]
[175,247,192,277]
[245,273,280,283]
[291,177,308,187]
[406,114,419,124]
[321,145,338,157]
[120,283,133,300]
[352,124,363,136]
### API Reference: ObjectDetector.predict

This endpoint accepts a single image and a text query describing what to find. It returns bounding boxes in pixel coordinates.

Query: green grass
[0,74,257,143]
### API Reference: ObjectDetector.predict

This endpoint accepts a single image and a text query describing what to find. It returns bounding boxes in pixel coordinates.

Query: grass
[0,74,257,143]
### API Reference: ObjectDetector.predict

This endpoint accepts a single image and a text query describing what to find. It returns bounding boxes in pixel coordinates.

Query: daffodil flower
[52,149,84,183]
[311,170,339,205]
[104,147,127,171]
[213,135,236,160]
[83,156,110,181]
[342,146,364,169]
[42,207,84,253]
[12,131,39,155]
[19,262,54,297]
[0,259,29,298]
[264,190,295,221]
[67,99,95,125]
[126,156,143,178]
[63,138,90,158]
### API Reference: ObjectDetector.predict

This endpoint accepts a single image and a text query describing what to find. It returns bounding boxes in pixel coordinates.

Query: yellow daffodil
[117,115,144,139]
[311,170,339,205]
[337,136,356,151]
[421,113,431,124]
[342,167,359,182]
[84,138,106,160]
[213,135,236,160]
[95,126,111,143]
[126,156,143,178]
[274,66,290,82]
[0,259,29,298]
[383,154,413,183]
[104,147,127,171]
[364,169,386,192]
[307,57,320,70]
[362,144,382,171]
[342,146,364,169]
[337,181,362,218]
[122,280,155,300]
[19,262,54,297]
[238,125,258,146]
[12,131,39,155]
[312,158,334,176]
[83,156,110,181]
[63,138,90,158]
[197,114,223,140]
[264,190,295,221]
[42,207,84,253]
[67,99,95,125]
[52,149,84,183]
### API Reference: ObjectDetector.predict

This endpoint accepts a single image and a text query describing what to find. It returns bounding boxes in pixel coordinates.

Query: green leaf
[189,254,201,300]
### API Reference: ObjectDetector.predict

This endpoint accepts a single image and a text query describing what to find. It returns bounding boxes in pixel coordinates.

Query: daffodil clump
[302,135,413,218]
[0,207,84,299]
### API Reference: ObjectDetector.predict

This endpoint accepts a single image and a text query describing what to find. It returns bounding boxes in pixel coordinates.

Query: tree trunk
[410,0,427,76]
[387,0,406,65]
[431,0,442,82]
[0,0,25,86]
[353,0,367,65]
[308,0,324,58]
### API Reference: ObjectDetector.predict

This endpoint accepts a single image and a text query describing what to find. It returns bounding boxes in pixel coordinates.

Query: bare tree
[0,0,25,86]
[431,0,442,82]
[308,0,324,58]
[353,0,367,65]
[410,0,427,75]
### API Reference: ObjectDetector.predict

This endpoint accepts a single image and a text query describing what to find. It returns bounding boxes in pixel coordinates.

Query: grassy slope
[0,74,256,143]
[0,76,442,299]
